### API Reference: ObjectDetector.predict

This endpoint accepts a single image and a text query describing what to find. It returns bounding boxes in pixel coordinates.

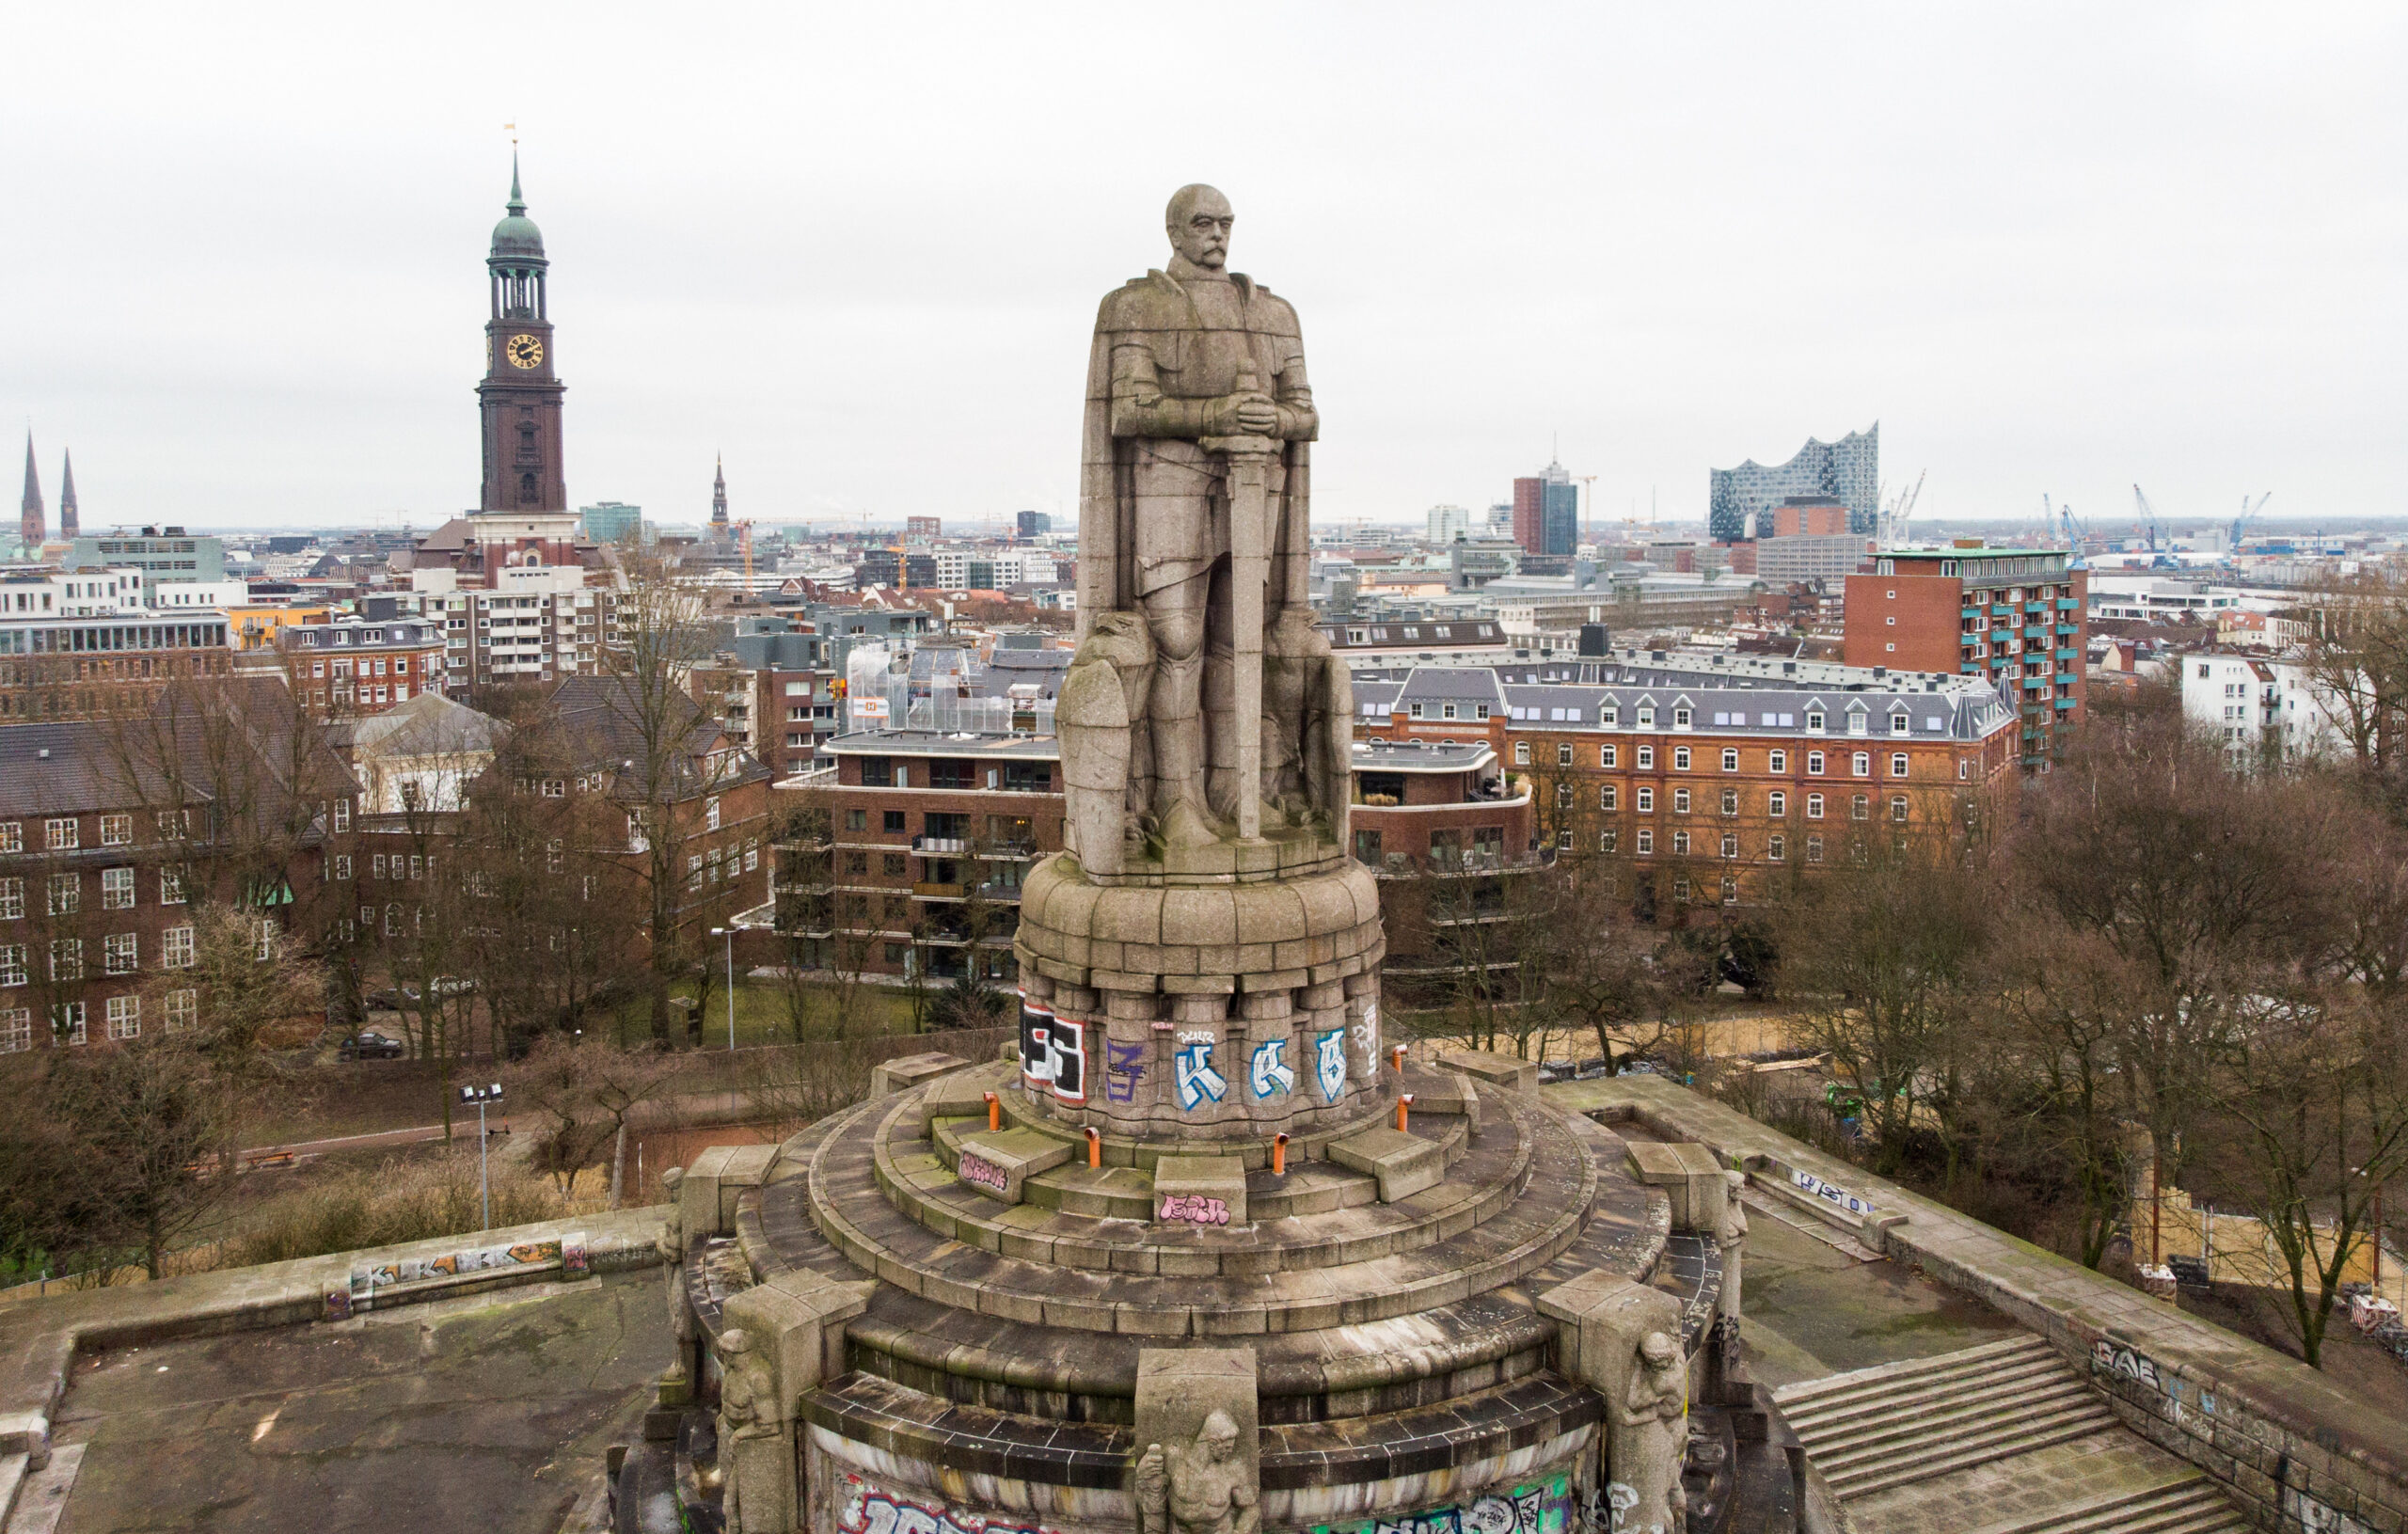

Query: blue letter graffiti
[1105,1039,1146,1104]
[1314,1028,1348,1103]
[1176,1041,1228,1110]
[1249,1037,1294,1100]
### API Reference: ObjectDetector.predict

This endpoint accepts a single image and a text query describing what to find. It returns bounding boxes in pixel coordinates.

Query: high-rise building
[1426,504,1470,544]
[477,156,566,514]
[1768,496,1849,539]
[1710,425,1877,542]
[1844,544,2086,768]
[578,501,642,544]
[1511,460,1577,556]
[1017,510,1052,539]
[20,435,42,550]
[906,516,942,543]
[56,451,77,539]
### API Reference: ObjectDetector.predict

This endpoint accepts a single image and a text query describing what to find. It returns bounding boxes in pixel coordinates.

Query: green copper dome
[488,154,547,264]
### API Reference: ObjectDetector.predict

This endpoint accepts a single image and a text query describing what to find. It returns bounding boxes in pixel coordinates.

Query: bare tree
[45,1035,231,1280]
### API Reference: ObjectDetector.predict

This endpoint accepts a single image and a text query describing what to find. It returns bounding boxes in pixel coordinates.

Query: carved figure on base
[1135,1409,1259,1534]
[1609,1331,1688,1534]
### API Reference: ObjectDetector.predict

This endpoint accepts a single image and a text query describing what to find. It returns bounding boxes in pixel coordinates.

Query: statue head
[1196,1408,1241,1462]
[721,1327,752,1357]
[1165,184,1234,271]
[1638,1331,1680,1373]
[662,1165,685,1195]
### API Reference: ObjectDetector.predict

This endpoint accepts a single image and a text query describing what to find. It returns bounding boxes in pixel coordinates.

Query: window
[1768,790,1787,817]
[1890,714,1909,735]
[1600,784,1618,811]
[409,856,424,880]
[334,854,352,880]
[1673,878,1691,902]
[1768,834,1785,862]
[1600,830,1618,852]
[1557,743,1574,767]
[100,814,133,846]
[1636,829,1654,855]
[1602,706,1619,727]
[0,1009,26,1053]
[1673,708,1691,728]
[705,796,722,831]
[49,939,82,982]
[844,851,869,876]
[1851,795,1870,820]
[1806,793,1824,819]
[0,946,23,988]
[1807,751,1825,775]
[1847,712,1869,735]
[1673,789,1691,814]
[1673,747,1691,770]
[1891,796,1910,823]
[1719,833,1737,858]
[164,988,198,1032]
[542,778,566,798]
[1891,753,1909,778]
[103,932,137,974]
[1353,828,1382,865]
[102,867,135,909]
[1806,835,1824,862]
[52,1003,85,1047]
[1672,830,1691,855]
[1719,788,1738,815]
[882,853,908,877]
[47,873,78,917]
[106,994,139,1039]
[688,856,705,893]
[1440,703,1457,720]
[1721,749,1738,772]
[1637,707,1655,727]
[1513,741,1529,765]
[372,854,388,879]
[0,879,18,921]
[44,818,77,851]
[1636,786,1655,812]
[1768,750,1786,773]
[160,867,187,905]
[156,809,189,840]
[162,926,195,970]
[882,810,907,833]
[844,809,867,831]
[1636,746,1655,769]
[0,824,16,853]
[1806,711,1825,733]
[1556,782,1573,809]
[1554,829,1574,850]
[1852,752,1871,777]
[1601,745,1617,767]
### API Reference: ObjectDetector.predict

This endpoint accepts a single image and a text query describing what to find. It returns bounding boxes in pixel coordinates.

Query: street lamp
[459,1083,504,1231]
[710,926,736,1051]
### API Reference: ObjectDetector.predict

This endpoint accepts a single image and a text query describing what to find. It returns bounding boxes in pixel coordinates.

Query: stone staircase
[1772,1335,2247,1532]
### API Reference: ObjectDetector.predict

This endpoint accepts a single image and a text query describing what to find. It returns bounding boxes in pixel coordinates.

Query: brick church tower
[477,156,566,513]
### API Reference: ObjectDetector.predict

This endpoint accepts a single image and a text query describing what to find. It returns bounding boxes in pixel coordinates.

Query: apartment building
[2179,652,2353,764]
[1352,649,2022,908]
[278,617,449,716]
[1844,545,2087,767]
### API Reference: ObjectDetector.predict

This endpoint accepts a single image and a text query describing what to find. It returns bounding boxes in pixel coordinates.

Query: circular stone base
[1011,850,1388,1140]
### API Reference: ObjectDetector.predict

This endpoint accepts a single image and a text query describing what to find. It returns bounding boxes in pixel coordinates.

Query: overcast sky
[5,3,2401,536]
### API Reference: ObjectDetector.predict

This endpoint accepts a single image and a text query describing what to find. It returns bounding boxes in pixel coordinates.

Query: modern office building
[1016,511,1052,539]
[1844,545,2086,768]
[1710,425,1878,542]
[1511,460,1578,557]
[579,500,642,545]
[1755,534,1875,586]
[66,528,228,600]
[1426,504,1472,545]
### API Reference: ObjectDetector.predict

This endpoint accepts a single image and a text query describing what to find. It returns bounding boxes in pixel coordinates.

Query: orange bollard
[1391,1044,1409,1076]
[1397,1093,1415,1132]
[1273,1132,1290,1177]
[984,1092,1001,1131]
[1085,1126,1101,1168]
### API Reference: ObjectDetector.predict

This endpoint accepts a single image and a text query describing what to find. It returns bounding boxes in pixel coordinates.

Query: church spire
[20,435,42,549]
[58,449,77,538]
[508,149,525,214]
[710,453,731,532]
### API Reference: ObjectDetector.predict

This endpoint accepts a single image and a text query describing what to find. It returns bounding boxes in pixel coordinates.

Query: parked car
[362,978,474,1010]
[340,1030,407,1061]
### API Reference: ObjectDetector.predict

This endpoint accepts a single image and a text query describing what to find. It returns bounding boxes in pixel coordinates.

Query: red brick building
[1844,545,2087,768]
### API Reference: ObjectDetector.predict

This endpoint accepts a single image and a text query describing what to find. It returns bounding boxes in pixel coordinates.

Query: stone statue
[1066,183,1353,872]
[1608,1332,1687,1534]
[1134,1409,1260,1534]
[715,1328,784,1534]
[658,1167,695,1354]
[1717,1170,1748,1322]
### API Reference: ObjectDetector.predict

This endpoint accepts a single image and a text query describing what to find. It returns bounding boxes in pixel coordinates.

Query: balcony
[912,880,966,899]
[2056,625,2079,637]
[2025,601,2045,613]
[1960,608,1981,620]
[912,835,970,854]
[1991,605,2012,617]
[2057,597,2080,610]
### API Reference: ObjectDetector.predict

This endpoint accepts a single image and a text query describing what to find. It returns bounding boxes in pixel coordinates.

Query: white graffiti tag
[1314,1027,1348,1102]
[1249,1037,1294,1099]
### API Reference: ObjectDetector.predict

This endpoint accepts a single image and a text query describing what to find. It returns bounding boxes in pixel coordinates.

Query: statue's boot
[1158,798,1222,851]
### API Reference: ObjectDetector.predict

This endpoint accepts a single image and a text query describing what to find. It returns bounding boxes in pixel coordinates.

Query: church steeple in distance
[477,151,567,514]
[58,449,78,538]
[20,434,43,549]
[710,454,730,535]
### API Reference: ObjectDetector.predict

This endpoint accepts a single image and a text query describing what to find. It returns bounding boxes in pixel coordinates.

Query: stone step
[1774,1334,2056,1415]
[1782,1354,2085,1440]
[0,1452,25,1528]
[1975,1477,2243,1534]
[1806,1380,2104,1475]
[1823,1400,2116,1500]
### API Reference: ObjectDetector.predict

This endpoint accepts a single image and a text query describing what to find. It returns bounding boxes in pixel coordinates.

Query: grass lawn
[595,977,927,1049]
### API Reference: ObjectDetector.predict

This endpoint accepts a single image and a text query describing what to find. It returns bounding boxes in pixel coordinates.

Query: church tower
[710,454,730,537]
[58,450,78,538]
[477,155,566,513]
[20,435,42,548]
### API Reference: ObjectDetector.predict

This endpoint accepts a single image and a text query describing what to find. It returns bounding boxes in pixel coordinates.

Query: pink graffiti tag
[958,1153,1008,1194]
[1158,1194,1230,1225]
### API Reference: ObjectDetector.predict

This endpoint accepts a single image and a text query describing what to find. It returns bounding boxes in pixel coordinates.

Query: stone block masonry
[1552,1074,2408,1534]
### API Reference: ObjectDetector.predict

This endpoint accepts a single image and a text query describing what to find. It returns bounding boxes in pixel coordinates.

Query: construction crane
[2131,484,2162,553]
[2230,492,2272,552]
[1877,471,1925,548]
[2046,496,2089,568]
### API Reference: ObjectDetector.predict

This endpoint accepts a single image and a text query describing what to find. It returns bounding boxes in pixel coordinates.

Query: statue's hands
[1207,391,1280,436]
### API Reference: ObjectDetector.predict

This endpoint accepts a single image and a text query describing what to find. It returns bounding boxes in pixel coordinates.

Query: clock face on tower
[505,334,545,370]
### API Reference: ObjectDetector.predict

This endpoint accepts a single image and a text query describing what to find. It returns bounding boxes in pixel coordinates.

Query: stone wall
[1550,1076,2408,1534]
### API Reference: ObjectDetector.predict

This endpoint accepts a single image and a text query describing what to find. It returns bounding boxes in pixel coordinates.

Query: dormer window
[1806,710,1825,733]
[1602,706,1618,726]
[1637,707,1655,727]
[1890,714,1909,735]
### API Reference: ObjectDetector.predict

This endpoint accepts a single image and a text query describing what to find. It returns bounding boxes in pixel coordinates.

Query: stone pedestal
[1539,1271,1689,1534]
[1626,1141,1729,1233]
[716,1270,876,1534]
[1133,1348,1259,1534]
[871,1052,973,1099]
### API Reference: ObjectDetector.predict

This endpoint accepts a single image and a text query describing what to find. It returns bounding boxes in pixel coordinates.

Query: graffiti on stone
[2089,1338,2162,1390]
[1309,1473,1572,1534]
[1159,1194,1231,1225]
[958,1153,1008,1194]
[348,1233,578,1308]
[1788,1167,1878,1218]
[839,1476,1058,1534]
[1249,1037,1294,1100]
[1315,1027,1348,1102]
[1177,1039,1228,1110]
[1106,1039,1146,1104]
[2287,1487,2376,1534]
